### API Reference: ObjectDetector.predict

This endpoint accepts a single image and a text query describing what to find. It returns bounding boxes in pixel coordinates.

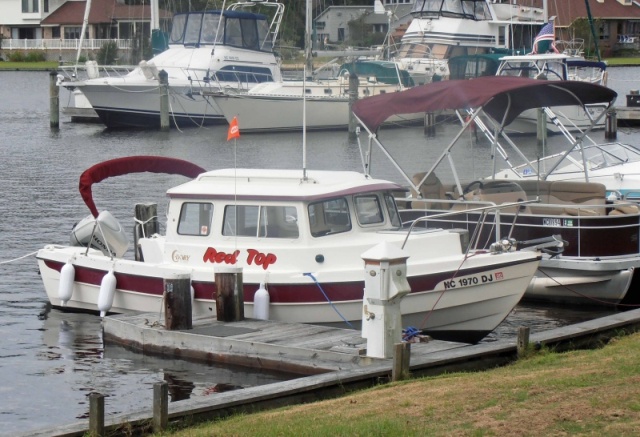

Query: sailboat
[208,0,421,132]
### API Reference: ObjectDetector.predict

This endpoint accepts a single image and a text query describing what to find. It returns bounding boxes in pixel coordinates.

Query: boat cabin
[142,169,407,266]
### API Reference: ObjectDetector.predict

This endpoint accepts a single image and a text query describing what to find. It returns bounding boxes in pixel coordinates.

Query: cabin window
[355,195,384,225]
[201,14,222,44]
[308,198,351,237]
[177,202,213,236]
[223,205,299,238]
[184,13,203,45]
[384,194,402,228]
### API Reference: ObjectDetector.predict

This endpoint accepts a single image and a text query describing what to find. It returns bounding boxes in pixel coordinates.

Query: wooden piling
[517,326,530,357]
[605,110,617,139]
[348,72,359,141]
[215,266,244,322]
[424,112,436,136]
[164,274,192,330]
[49,71,59,129]
[392,342,411,381]
[153,381,169,432]
[89,392,104,437]
[134,203,159,261]
[159,69,170,131]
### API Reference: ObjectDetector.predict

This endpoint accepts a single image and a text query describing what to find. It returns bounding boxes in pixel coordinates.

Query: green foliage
[24,50,46,62]
[7,51,26,62]
[347,14,386,48]
[96,41,119,65]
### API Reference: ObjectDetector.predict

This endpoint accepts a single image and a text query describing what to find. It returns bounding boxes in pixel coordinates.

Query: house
[0,0,170,61]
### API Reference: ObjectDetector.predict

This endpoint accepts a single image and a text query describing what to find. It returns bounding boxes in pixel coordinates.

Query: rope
[303,272,354,329]
[0,251,38,264]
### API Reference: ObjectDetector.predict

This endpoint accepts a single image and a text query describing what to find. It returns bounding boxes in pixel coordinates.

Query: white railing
[1,38,132,51]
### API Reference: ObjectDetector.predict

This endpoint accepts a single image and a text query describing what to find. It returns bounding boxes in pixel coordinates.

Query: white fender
[253,283,270,320]
[98,269,117,317]
[58,261,75,306]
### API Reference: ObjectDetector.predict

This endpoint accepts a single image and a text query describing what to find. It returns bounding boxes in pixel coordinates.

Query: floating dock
[22,308,640,437]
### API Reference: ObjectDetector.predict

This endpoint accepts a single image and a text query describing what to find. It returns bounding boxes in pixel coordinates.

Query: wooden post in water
[348,72,359,141]
[164,273,192,330]
[215,266,244,322]
[159,69,170,131]
[605,110,617,140]
[392,342,411,381]
[134,203,159,261]
[424,112,436,136]
[89,392,105,437]
[153,381,169,432]
[517,326,530,358]
[49,71,59,129]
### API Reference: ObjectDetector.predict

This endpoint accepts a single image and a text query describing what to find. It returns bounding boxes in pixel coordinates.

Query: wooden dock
[615,106,640,125]
[22,308,640,437]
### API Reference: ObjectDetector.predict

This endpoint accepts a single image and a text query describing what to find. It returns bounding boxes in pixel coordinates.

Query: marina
[2,66,640,435]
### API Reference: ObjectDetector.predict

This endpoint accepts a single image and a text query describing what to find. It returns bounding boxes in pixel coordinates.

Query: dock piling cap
[630,90,639,95]
[361,241,410,263]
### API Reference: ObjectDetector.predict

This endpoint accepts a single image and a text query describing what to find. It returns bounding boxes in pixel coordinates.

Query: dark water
[0,67,638,435]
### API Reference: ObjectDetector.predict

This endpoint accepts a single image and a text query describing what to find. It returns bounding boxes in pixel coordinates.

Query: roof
[352,76,617,131]
[169,169,404,201]
[545,0,640,27]
[41,0,172,26]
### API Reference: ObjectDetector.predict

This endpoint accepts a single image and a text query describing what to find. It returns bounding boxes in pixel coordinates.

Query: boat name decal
[172,250,191,262]
[442,271,503,290]
[223,56,240,61]
[202,247,277,270]
[542,218,561,227]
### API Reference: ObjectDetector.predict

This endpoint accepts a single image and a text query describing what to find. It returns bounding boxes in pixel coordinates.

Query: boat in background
[58,1,285,128]
[352,76,640,307]
[210,59,420,132]
[394,0,547,85]
[36,155,547,344]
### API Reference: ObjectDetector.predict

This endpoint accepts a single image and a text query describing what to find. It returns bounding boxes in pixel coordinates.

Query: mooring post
[348,72,359,141]
[49,70,59,129]
[89,392,105,437]
[215,266,244,322]
[164,273,192,330]
[424,112,436,136]
[392,342,411,381]
[153,381,169,432]
[134,203,159,261]
[605,110,617,140]
[159,69,170,131]
[517,326,530,357]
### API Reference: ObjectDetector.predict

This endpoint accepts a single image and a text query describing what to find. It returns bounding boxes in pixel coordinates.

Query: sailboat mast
[305,0,313,79]
[75,0,92,72]
[584,0,601,62]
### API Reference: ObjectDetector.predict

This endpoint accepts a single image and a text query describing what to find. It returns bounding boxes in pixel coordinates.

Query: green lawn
[0,61,59,70]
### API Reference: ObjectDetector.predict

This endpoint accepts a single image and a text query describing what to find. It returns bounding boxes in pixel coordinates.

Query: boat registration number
[440,271,504,290]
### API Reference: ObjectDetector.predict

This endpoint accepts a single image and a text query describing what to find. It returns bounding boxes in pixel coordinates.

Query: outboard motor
[70,210,129,257]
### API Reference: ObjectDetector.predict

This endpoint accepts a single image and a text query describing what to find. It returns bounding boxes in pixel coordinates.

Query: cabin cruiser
[394,0,546,85]
[352,76,640,307]
[58,1,284,128]
[36,156,546,344]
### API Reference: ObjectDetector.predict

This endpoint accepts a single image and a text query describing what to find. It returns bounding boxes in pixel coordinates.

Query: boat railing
[57,64,136,82]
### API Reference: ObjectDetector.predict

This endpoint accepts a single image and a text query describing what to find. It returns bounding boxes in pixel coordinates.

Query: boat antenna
[302,64,308,181]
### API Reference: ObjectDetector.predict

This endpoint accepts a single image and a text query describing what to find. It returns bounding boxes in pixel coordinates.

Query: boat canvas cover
[79,156,205,218]
[352,76,617,131]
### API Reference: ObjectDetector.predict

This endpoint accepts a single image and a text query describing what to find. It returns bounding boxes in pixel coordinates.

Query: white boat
[493,142,640,203]
[352,76,640,307]
[210,59,420,132]
[59,1,285,128]
[394,0,547,85]
[36,156,545,344]
[493,53,608,134]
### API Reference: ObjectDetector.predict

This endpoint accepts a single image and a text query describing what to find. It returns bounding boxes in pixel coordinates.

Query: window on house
[338,27,345,41]
[52,27,60,38]
[22,0,38,13]
[64,27,85,39]
[44,0,49,13]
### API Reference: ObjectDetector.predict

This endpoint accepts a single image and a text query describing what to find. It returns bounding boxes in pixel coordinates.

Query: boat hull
[37,245,539,344]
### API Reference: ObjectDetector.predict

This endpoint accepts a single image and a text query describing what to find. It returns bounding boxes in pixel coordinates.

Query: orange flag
[227,116,240,141]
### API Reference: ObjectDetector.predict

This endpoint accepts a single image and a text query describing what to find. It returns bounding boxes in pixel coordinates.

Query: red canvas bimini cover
[79,156,205,217]
[352,76,617,131]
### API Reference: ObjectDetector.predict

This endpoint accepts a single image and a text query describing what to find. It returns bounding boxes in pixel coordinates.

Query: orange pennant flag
[227,116,240,141]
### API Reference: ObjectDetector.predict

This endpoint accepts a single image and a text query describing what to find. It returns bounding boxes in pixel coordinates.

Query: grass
[0,61,59,70]
[152,331,640,436]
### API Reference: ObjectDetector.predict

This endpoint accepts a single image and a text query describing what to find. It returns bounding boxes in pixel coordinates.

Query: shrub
[25,50,46,62]
[8,51,26,62]
[96,41,118,65]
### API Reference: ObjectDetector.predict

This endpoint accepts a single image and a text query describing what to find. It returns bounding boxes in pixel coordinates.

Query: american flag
[532,22,556,53]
